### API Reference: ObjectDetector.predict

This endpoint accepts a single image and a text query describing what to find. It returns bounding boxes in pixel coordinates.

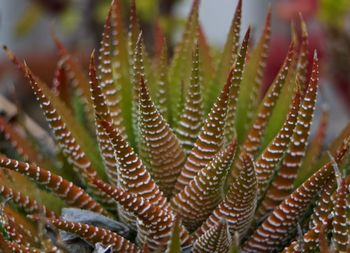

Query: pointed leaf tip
[3,46,24,71]
[136,31,143,45]
[299,13,308,36]
[327,151,343,188]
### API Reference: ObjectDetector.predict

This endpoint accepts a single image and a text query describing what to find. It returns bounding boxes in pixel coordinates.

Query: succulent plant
[0,0,349,252]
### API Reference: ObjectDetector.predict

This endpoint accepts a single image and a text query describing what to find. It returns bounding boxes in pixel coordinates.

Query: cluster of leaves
[0,0,350,252]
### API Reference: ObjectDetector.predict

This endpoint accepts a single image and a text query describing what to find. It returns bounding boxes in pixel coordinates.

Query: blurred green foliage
[318,0,350,28]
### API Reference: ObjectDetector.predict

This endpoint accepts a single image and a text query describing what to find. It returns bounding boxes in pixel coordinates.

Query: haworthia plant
[0,0,349,252]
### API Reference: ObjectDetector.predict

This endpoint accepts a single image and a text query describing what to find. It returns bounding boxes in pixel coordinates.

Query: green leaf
[196,152,257,239]
[168,0,199,121]
[255,89,301,199]
[165,217,182,253]
[224,27,250,146]
[236,8,271,142]
[193,220,231,253]
[171,139,236,230]
[175,43,204,153]
[205,0,242,112]
[0,156,108,216]
[244,136,350,252]
[97,6,126,139]
[92,177,192,251]
[89,52,119,187]
[241,42,295,156]
[257,54,319,217]
[15,3,42,37]
[174,68,234,193]
[138,77,186,197]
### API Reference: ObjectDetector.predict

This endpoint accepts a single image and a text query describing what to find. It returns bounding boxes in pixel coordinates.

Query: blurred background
[0,0,349,142]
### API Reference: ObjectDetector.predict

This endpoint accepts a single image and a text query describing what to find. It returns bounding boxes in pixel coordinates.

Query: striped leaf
[223,27,250,146]
[297,14,310,93]
[171,138,236,231]
[174,67,234,193]
[89,53,119,187]
[193,220,231,253]
[138,77,186,197]
[195,152,257,239]
[0,117,47,167]
[0,157,108,216]
[110,0,133,142]
[257,53,319,217]
[236,8,271,140]
[256,88,301,198]
[128,0,141,64]
[52,62,70,106]
[131,35,146,149]
[39,216,139,252]
[1,210,32,247]
[176,43,204,153]
[297,107,329,186]
[0,184,56,218]
[283,177,335,252]
[155,39,171,122]
[206,0,242,110]
[241,42,295,156]
[168,0,199,119]
[332,179,349,252]
[92,178,192,251]
[261,30,299,152]
[97,5,125,138]
[3,47,107,186]
[242,136,350,252]
[99,120,166,226]
[23,62,118,210]
[51,35,94,119]
[0,232,39,253]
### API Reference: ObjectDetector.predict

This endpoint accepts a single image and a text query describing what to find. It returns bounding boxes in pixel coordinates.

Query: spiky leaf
[193,220,231,253]
[195,152,257,239]
[0,184,56,218]
[257,53,319,217]
[99,120,166,226]
[97,6,126,138]
[256,88,301,197]
[243,136,350,252]
[174,67,234,193]
[175,43,204,153]
[168,0,199,118]
[40,216,139,252]
[223,27,250,146]
[92,178,192,251]
[206,0,242,110]
[332,180,349,252]
[241,42,295,156]
[171,138,236,230]
[236,8,271,140]
[0,157,108,216]
[89,53,119,187]
[138,77,186,197]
